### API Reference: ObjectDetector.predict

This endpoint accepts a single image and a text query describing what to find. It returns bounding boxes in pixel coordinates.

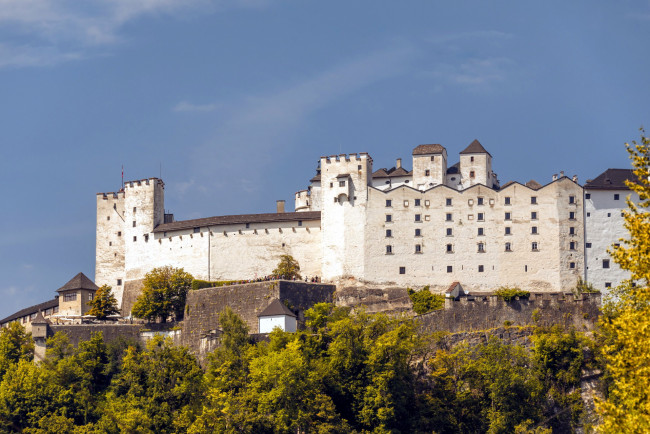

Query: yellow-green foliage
[597,130,650,431]
[495,287,530,301]
[408,286,445,314]
[273,254,301,280]
[87,284,120,320]
[132,266,194,323]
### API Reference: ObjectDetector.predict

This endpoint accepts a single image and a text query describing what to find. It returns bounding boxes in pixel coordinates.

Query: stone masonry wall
[50,324,144,348]
[417,292,601,334]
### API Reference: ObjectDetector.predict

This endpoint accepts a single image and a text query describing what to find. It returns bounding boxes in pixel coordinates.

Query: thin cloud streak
[173,101,218,113]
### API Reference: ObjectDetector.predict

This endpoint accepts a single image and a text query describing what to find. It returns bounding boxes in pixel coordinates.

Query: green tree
[272,255,301,280]
[132,266,193,322]
[597,130,650,430]
[87,285,120,320]
[408,286,444,314]
[0,322,34,380]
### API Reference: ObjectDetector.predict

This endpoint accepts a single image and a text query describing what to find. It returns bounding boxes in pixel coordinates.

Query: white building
[257,299,298,333]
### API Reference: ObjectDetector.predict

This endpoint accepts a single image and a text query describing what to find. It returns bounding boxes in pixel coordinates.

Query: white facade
[258,315,297,333]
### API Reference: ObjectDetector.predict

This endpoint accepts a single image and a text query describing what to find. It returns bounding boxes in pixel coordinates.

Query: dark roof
[0,297,58,325]
[445,281,461,294]
[525,180,543,190]
[413,144,445,155]
[31,311,48,325]
[460,139,492,157]
[309,173,321,183]
[56,272,98,293]
[584,169,637,190]
[336,174,351,178]
[501,180,517,189]
[446,162,460,174]
[258,299,296,318]
[372,167,412,179]
[154,211,321,233]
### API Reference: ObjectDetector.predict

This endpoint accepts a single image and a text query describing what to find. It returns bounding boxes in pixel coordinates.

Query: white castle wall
[585,189,636,292]
[95,191,126,305]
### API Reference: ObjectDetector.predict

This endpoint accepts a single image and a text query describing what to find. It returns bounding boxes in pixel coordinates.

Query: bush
[408,286,444,314]
[573,277,600,294]
[191,280,241,290]
[494,287,530,302]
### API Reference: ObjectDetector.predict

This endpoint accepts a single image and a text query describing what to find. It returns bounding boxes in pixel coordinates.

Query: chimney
[560,171,565,178]
[276,200,285,213]
[572,175,578,182]
[396,158,402,169]
[552,174,558,181]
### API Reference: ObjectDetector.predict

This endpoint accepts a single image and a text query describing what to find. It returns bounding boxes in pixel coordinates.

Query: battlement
[97,191,125,200]
[124,178,164,189]
[322,152,372,163]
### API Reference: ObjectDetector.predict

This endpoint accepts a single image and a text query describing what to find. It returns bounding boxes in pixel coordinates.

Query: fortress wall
[416,292,601,334]
[95,191,126,305]
[49,324,144,348]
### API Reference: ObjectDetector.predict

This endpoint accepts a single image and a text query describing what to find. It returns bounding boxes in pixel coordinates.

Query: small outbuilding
[56,272,98,317]
[258,299,297,333]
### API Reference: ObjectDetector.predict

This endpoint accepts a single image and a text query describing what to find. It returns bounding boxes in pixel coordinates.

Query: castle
[94,139,638,314]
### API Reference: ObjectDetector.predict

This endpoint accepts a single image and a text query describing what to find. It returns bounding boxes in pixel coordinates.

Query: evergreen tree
[87,285,120,320]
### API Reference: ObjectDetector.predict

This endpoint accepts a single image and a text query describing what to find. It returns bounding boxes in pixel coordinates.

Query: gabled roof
[460,139,492,157]
[258,299,296,318]
[0,297,58,325]
[56,272,98,293]
[154,211,321,233]
[309,173,321,183]
[525,180,543,190]
[584,169,637,190]
[413,144,445,155]
[372,167,412,178]
[31,311,48,325]
[445,282,461,294]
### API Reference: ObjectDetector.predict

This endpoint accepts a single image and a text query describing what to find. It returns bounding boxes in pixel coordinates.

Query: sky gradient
[1,0,649,319]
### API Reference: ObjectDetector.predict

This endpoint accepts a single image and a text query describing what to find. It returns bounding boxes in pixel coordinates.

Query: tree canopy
[272,254,301,280]
[132,266,193,322]
[87,285,120,320]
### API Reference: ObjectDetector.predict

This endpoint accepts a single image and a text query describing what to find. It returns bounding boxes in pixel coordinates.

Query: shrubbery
[495,286,530,301]
[408,286,444,314]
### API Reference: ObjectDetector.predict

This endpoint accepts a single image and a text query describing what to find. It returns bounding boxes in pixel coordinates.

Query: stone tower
[459,139,498,189]
[96,189,125,304]
[411,144,448,190]
[31,311,49,364]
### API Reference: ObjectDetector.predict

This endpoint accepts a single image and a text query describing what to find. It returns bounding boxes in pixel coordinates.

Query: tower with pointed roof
[57,272,98,317]
[459,139,498,189]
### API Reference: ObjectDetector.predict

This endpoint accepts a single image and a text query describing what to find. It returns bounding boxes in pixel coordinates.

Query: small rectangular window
[446,228,453,236]
[470,170,475,178]
[386,245,393,254]
[505,242,512,252]
[505,197,511,205]
[425,170,430,176]
[477,197,484,205]
[614,194,620,200]
[607,213,611,217]
[531,211,538,220]
[415,244,422,253]
[531,226,538,234]
[505,212,511,221]
[569,196,575,204]
[386,229,392,237]
[133,236,137,242]
[415,199,421,206]
[358,165,362,170]
[431,156,435,161]
[339,181,346,187]
[478,242,485,253]
[445,213,452,221]
[63,293,77,302]
[605,282,612,288]
[133,207,137,213]
[585,193,591,199]
[298,221,303,226]
[446,244,453,253]
[415,214,421,222]
[386,199,392,207]
[570,211,576,220]
[446,198,452,206]
[532,242,538,251]
[109,241,112,246]
[586,242,592,248]
[404,200,409,207]
[570,241,576,250]
[106,216,110,221]
[478,228,484,236]
[505,227,511,235]
[399,266,406,274]
[144,234,149,242]
[570,262,576,269]
[531,196,537,204]
[587,212,591,217]
[386,215,392,222]
[477,212,484,221]
[117,279,122,286]
[603,259,610,269]
[425,200,430,207]
[132,221,136,227]
[569,227,575,235]
[415,229,421,237]
[478,265,484,272]
[194,227,200,233]
[447,266,453,273]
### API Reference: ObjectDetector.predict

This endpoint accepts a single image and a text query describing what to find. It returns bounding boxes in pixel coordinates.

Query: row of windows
[386,241,544,254]
[385,196,577,208]
[385,211,577,222]
[585,193,621,200]
[395,263,570,274]
[386,226,578,237]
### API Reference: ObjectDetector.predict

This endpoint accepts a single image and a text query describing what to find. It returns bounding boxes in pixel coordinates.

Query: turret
[459,139,497,189]
[412,144,447,190]
[31,311,49,364]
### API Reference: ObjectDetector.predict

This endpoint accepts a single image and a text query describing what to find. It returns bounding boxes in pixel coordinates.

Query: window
[133,236,137,242]
[386,215,392,222]
[133,207,137,213]
[477,212,484,221]
[399,266,406,274]
[505,242,512,252]
[478,242,485,253]
[505,197,511,205]
[133,221,136,227]
[531,196,537,204]
[569,227,575,235]
[470,170,475,178]
[63,293,77,302]
[569,196,575,204]
[89,293,94,301]
[531,226,538,234]
[415,199,421,206]
[531,211,538,220]
[505,212,511,221]
[477,197,484,205]
[386,199,392,207]
[430,156,435,161]
[587,212,591,217]
[404,200,409,207]
[586,242,592,248]
[446,228,453,236]
[607,213,611,217]
[570,241,576,250]
[386,229,392,237]
[117,279,122,286]
[446,198,452,206]
[603,259,610,269]
[415,229,421,237]
[415,214,421,222]
[471,156,474,162]
[144,234,149,242]
[386,245,393,254]
[605,282,612,288]
[614,194,620,200]
[330,183,333,188]
[415,244,422,253]
[478,228,484,236]
[425,200,430,206]
[106,216,110,221]
[570,211,576,220]
[585,193,591,199]
[478,265,484,272]
[532,242,539,251]
[194,227,200,233]
[425,170,430,176]
[445,213,452,221]
[446,244,453,253]
[339,181,345,187]
[570,262,576,269]
[447,266,453,273]
[505,227,511,235]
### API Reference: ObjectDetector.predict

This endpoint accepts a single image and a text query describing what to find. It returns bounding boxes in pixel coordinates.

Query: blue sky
[1,0,649,319]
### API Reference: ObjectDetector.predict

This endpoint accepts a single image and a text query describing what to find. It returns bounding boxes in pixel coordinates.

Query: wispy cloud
[427,57,515,90]
[0,0,267,68]
[173,101,218,113]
